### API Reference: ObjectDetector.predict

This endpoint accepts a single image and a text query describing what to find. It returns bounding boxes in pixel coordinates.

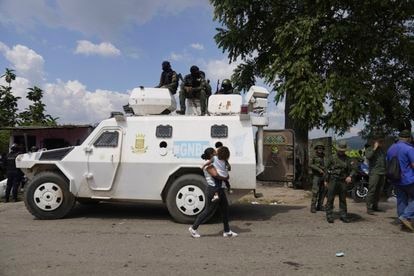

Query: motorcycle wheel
[351,185,368,202]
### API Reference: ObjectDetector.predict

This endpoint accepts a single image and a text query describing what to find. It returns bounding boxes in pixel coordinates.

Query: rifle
[216,79,220,94]
[177,73,184,82]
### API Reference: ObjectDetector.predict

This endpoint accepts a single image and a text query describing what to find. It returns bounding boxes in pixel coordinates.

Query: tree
[0,68,20,127]
[1,68,16,88]
[19,86,58,126]
[211,0,413,185]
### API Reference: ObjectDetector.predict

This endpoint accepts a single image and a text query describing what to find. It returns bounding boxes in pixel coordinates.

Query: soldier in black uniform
[4,144,21,202]
[177,65,207,115]
[155,61,178,94]
[309,143,327,213]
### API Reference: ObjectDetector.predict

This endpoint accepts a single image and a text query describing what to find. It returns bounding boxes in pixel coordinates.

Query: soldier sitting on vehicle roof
[177,65,208,116]
[155,61,179,95]
[217,79,235,95]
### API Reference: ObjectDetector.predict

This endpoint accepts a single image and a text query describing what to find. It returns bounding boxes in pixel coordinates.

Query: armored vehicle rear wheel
[166,174,216,224]
[24,171,76,219]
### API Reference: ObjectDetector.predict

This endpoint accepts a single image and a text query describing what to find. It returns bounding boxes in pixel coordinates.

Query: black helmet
[221,79,232,88]
[162,61,171,71]
[221,79,232,93]
[190,65,199,74]
[10,143,18,151]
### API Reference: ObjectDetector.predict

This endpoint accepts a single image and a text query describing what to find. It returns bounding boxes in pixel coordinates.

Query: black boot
[340,216,350,223]
[367,209,375,215]
[310,205,316,213]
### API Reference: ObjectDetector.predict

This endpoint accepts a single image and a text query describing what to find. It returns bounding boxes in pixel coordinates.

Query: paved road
[0,195,413,276]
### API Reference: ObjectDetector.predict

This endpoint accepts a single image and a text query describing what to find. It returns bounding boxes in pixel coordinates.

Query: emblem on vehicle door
[132,134,147,153]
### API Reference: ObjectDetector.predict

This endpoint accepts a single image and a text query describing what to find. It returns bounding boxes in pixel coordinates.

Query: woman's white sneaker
[188,227,201,238]
[223,230,238,237]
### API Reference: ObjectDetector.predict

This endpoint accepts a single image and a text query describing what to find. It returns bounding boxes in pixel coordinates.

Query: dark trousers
[395,183,414,219]
[5,173,19,201]
[366,173,385,210]
[311,175,326,208]
[192,185,230,232]
[326,178,348,219]
[179,88,207,114]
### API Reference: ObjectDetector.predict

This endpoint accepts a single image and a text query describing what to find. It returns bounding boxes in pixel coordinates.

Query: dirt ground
[239,181,312,205]
[1,185,413,276]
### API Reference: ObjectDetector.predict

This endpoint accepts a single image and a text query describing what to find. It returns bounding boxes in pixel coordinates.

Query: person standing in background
[365,132,386,215]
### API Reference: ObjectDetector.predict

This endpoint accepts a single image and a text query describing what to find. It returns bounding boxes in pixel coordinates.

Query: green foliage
[19,86,58,126]
[211,0,414,134]
[1,68,16,87]
[0,86,20,127]
[0,68,58,128]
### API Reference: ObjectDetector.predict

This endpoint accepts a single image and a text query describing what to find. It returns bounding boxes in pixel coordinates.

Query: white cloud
[0,0,207,39]
[205,58,241,82]
[44,80,129,124]
[75,40,121,57]
[0,0,59,28]
[0,43,45,84]
[0,41,129,124]
[190,43,204,50]
[169,52,185,62]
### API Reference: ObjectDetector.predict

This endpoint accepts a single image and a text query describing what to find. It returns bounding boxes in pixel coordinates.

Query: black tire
[24,171,76,219]
[165,174,216,224]
[351,185,368,202]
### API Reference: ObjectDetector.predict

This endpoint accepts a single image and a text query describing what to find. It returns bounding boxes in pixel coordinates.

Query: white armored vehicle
[17,86,270,223]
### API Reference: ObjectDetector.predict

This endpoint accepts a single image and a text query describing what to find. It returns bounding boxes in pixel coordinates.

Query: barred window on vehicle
[156,125,173,138]
[93,131,119,147]
[211,125,228,138]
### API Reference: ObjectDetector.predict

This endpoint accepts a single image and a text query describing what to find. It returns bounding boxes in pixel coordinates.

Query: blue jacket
[386,141,414,185]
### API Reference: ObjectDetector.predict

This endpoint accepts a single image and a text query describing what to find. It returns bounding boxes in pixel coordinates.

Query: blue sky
[0,0,360,138]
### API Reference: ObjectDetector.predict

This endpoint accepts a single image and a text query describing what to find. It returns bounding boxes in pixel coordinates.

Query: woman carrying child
[188,146,238,238]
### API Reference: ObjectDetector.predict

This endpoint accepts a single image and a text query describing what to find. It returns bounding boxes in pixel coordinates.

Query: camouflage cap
[399,130,412,138]
[314,143,325,150]
[336,141,348,151]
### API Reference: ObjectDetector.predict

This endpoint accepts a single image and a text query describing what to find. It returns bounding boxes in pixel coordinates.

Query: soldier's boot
[178,91,186,114]
[310,195,317,213]
[326,217,334,223]
[367,208,375,215]
[372,205,385,212]
[200,98,207,116]
[340,216,350,223]
[316,205,325,211]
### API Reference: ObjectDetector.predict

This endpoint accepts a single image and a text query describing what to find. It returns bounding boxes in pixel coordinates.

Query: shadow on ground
[67,202,306,223]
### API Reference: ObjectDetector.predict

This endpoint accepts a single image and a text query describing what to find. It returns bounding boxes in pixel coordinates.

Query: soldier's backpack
[386,155,401,181]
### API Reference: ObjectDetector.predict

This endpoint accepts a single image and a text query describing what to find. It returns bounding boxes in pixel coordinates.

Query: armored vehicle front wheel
[166,174,216,224]
[24,171,76,219]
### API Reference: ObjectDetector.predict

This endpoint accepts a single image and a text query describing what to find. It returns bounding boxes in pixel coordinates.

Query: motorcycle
[349,161,369,202]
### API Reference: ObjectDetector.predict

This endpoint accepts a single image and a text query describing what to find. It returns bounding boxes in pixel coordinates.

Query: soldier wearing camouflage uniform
[325,141,355,223]
[217,79,235,94]
[309,143,327,213]
[156,61,178,95]
[365,133,386,215]
[177,65,208,115]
